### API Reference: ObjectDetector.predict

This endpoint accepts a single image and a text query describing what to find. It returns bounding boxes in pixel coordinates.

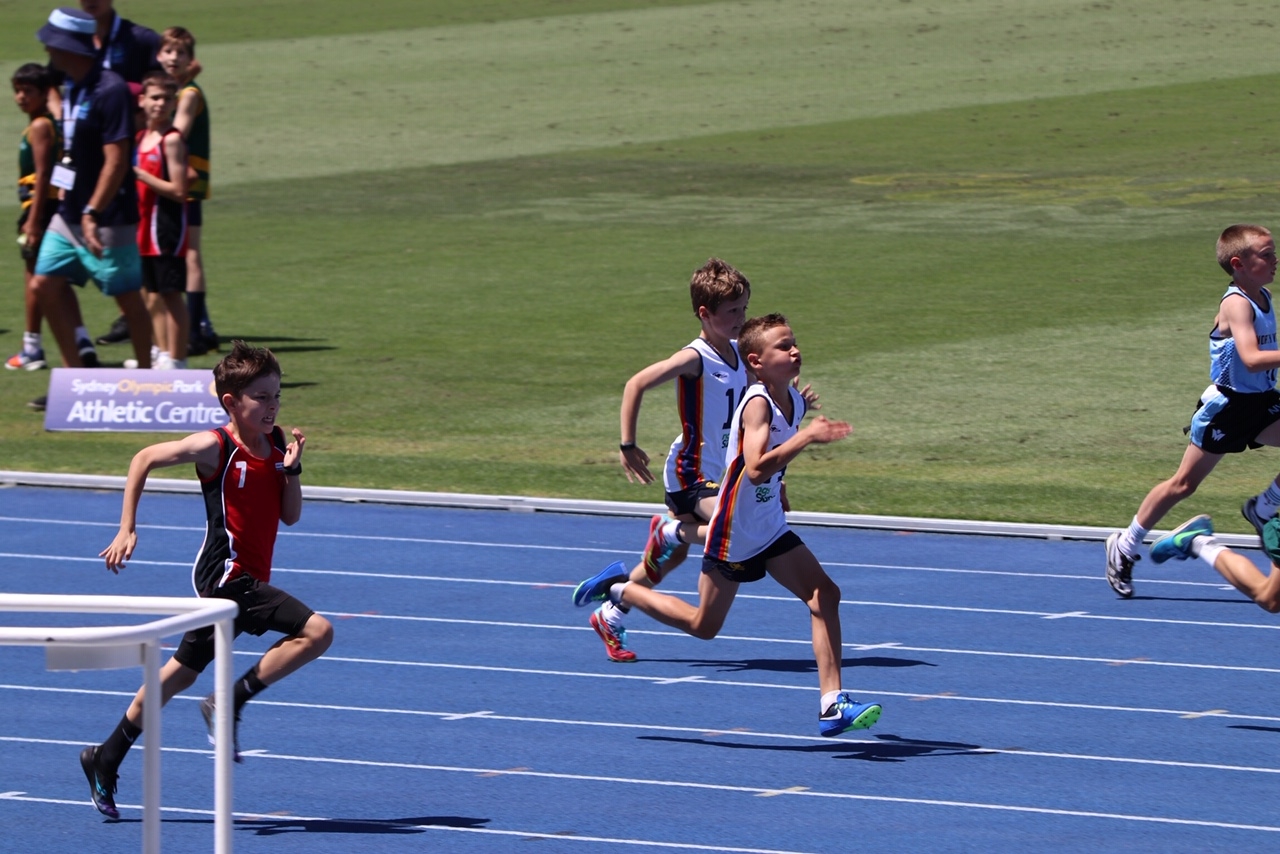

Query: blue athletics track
[0,478,1278,854]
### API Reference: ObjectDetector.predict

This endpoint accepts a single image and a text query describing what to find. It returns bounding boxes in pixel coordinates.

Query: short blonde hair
[1217,224,1271,274]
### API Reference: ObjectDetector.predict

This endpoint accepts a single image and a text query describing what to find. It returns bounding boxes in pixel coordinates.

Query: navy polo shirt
[58,66,139,228]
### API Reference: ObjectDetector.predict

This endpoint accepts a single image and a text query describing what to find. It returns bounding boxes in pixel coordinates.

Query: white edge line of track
[0,470,1262,549]
[0,788,814,854]
[2,686,1279,777]
[2,736,1278,836]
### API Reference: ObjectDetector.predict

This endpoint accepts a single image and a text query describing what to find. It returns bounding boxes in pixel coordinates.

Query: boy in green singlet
[8,63,60,371]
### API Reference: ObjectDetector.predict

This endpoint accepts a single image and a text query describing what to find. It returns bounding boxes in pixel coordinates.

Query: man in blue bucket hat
[30,7,152,374]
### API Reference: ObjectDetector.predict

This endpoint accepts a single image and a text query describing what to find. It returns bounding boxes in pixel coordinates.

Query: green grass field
[2,0,1279,530]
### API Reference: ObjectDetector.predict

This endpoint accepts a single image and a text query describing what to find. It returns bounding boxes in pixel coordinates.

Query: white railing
[0,594,238,854]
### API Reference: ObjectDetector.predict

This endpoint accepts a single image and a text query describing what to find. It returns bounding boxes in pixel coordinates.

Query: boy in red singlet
[80,341,333,820]
[133,69,188,368]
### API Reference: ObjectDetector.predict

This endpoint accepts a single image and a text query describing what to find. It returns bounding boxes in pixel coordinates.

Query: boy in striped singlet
[575,314,883,737]
[80,341,333,819]
[581,258,752,662]
[1106,225,1280,598]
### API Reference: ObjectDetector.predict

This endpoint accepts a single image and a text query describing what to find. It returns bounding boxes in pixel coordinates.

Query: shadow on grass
[638,732,989,763]
[216,335,337,356]
[644,655,936,674]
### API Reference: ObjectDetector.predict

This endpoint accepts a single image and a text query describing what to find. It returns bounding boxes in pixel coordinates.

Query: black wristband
[619,442,636,451]
[282,462,302,476]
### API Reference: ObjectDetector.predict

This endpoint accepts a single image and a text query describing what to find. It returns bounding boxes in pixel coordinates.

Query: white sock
[1118,517,1148,556]
[599,599,626,629]
[609,581,629,605]
[820,690,842,715]
[1196,538,1226,567]
[1256,483,1280,518]
[22,331,41,353]
[660,519,682,547]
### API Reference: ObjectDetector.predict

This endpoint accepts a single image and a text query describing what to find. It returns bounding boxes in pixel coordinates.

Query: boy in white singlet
[1107,225,1280,598]
[583,258,752,662]
[574,314,883,737]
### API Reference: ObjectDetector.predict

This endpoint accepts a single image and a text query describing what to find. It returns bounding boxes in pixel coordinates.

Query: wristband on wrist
[619,442,636,451]
[281,462,302,476]
[82,206,100,222]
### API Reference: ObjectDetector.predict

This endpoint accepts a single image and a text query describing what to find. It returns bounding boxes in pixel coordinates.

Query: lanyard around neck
[99,14,123,70]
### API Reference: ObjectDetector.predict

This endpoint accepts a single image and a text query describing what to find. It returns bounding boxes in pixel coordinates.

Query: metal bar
[213,617,234,854]
[142,639,161,854]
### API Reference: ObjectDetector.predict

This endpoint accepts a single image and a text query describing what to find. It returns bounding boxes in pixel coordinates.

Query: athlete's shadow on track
[1125,595,1253,604]
[242,815,490,836]
[639,732,988,763]
[126,815,490,836]
[647,655,936,674]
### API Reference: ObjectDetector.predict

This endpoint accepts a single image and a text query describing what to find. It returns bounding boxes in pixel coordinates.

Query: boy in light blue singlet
[1107,224,1280,597]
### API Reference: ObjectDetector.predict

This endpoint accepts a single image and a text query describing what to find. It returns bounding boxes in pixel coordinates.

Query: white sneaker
[154,352,176,370]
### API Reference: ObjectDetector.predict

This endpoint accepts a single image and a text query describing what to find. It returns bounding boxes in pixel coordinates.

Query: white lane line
[3,737,1278,835]
[0,789,813,854]
[320,611,1280,675]
[0,550,1239,591]
[2,551,1262,630]
[3,683,1280,772]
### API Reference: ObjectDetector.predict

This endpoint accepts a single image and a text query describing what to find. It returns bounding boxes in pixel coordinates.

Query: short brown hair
[160,26,196,57]
[1217,224,1271,274]
[689,257,750,315]
[214,341,281,409]
[140,70,178,96]
[737,313,789,362]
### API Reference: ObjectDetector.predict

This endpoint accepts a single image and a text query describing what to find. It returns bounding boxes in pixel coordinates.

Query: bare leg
[1211,551,1280,613]
[253,614,333,685]
[633,496,719,586]
[33,274,82,366]
[766,544,843,695]
[123,657,200,727]
[161,291,189,360]
[185,227,205,296]
[144,291,166,355]
[115,290,152,369]
[1134,444,1222,529]
[622,568,739,639]
[21,266,43,335]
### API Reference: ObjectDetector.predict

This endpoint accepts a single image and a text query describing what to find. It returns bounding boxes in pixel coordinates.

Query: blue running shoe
[80,745,119,819]
[819,692,882,737]
[573,560,628,607]
[1150,514,1214,564]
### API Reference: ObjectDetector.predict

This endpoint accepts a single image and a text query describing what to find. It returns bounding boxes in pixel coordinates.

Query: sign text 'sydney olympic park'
[44,369,230,432]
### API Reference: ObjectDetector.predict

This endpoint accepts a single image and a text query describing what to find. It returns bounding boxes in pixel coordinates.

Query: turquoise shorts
[35,220,142,296]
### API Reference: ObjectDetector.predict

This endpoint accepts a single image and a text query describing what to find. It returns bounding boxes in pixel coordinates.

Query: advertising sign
[43,368,229,432]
